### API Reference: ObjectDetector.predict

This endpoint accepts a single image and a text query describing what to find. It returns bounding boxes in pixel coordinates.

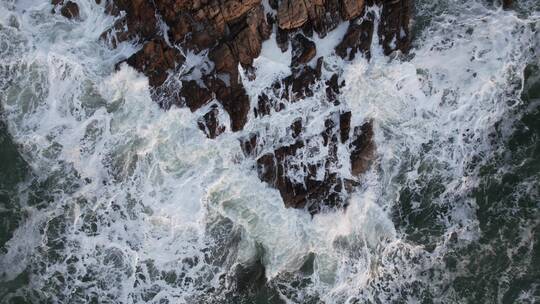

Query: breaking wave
[0,0,539,303]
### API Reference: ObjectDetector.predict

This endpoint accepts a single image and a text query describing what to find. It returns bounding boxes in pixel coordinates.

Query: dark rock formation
[91,0,412,214]
[252,112,375,215]
[60,1,79,19]
[502,0,513,9]
[124,38,184,87]
[378,0,412,55]
[292,34,317,66]
[181,80,213,112]
[198,106,226,139]
[52,0,80,19]
[336,12,374,60]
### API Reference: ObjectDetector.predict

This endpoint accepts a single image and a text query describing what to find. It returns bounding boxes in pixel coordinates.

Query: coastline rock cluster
[52,0,412,214]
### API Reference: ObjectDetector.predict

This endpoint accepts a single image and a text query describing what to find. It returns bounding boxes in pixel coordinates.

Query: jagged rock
[181,80,212,112]
[350,120,375,175]
[60,1,79,19]
[325,73,345,104]
[198,106,226,139]
[240,132,259,157]
[231,23,263,66]
[220,88,251,132]
[255,94,273,117]
[502,0,513,9]
[255,111,373,214]
[52,0,79,19]
[220,0,262,22]
[336,12,374,60]
[303,0,327,36]
[125,39,183,87]
[210,44,238,77]
[379,0,411,55]
[284,66,318,101]
[278,0,309,29]
[339,111,351,143]
[321,0,343,34]
[292,34,316,66]
[97,0,412,215]
[341,0,365,20]
[276,27,290,52]
[111,0,158,42]
[290,119,303,138]
[205,77,251,132]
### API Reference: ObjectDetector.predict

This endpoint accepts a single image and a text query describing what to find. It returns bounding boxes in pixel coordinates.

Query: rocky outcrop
[336,12,374,60]
[277,0,309,29]
[292,34,317,66]
[51,0,413,214]
[123,38,184,87]
[244,112,375,215]
[198,105,226,139]
[378,0,412,55]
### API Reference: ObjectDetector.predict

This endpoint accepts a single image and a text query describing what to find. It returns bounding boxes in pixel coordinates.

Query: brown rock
[292,34,317,66]
[341,0,365,20]
[231,26,263,66]
[198,106,226,139]
[240,133,259,157]
[378,0,411,55]
[205,77,251,132]
[339,111,351,143]
[254,111,375,214]
[278,0,309,29]
[220,0,261,22]
[113,0,158,41]
[125,39,183,87]
[303,0,327,36]
[350,120,375,175]
[181,80,212,112]
[210,43,238,77]
[336,12,374,60]
[60,1,79,19]
[276,27,290,52]
[220,88,251,132]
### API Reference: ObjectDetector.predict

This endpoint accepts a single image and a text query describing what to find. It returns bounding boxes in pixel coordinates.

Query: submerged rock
[60,1,79,19]
[198,106,226,139]
[292,34,317,66]
[253,112,375,215]
[52,0,80,19]
[336,12,374,60]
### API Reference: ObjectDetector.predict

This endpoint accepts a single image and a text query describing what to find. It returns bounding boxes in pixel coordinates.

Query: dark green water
[0,116,27,253]
[0,1,539,303]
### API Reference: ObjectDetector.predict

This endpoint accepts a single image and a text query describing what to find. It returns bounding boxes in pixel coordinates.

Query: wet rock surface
[198,105,226,139]
[124,38,184,87]
[52,0,80,19]
[77,0,413,214]
[252,114,375,215]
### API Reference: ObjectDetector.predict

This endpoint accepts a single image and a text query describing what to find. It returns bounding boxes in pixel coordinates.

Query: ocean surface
[0,0,539,303]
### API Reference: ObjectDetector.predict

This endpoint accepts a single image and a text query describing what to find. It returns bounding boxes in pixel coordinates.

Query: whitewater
[0,0,539,303]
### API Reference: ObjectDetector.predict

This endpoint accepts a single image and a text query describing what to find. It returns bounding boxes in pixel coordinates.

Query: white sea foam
[0,0,538,303]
